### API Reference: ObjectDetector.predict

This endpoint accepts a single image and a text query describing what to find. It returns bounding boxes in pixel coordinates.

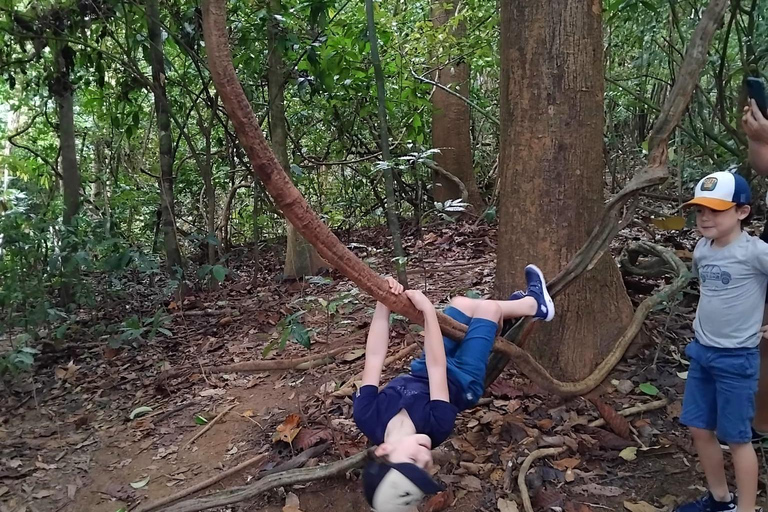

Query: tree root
[160,448,373,512]
[587,399,669,428]
[202,0,722,396]
[518,447,567,512]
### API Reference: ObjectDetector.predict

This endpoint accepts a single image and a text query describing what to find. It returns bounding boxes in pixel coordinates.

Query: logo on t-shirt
[699,264,732,285]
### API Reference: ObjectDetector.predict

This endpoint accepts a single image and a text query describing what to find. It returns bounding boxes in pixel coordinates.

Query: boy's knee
[475,300,502,324]
[690,427,715,441]
[449,296,475,313]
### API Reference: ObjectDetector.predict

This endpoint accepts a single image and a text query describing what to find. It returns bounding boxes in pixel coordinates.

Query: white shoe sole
[526,264,555,322]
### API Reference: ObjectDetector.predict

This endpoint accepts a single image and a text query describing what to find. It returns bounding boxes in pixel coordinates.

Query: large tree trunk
[146,0,184,276]
[431,0,485,211]
[53,43,80,305]
[267,0,323,278]
[495,0,635,381]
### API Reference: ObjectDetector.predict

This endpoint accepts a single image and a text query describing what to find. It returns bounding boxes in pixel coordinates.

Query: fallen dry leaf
[423,489,454,512]
[31,490,54,499]
[458,475,482,492]
[552,457,580,471]
[619,446,638,461]
[199,388,226,397]
[283,491,302,512]
[242,410,255,418]
[497,498,520,512]
[272,413,302,444]
[340,348,366,361]
[624,501,663,512]
[55,360,80,382]
[293,428,333,451]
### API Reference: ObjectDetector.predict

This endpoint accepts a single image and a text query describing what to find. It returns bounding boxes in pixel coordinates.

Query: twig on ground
[141,400,198,423]
[259,442,330,477]
[518,447,567,512]
[587,399,669,428]
[134,452,269,512]
[183,403,237,449]
[162,448,373,512]
[332,343,419,396]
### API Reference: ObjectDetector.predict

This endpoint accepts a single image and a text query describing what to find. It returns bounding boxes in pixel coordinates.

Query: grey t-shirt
[692,231,768,349]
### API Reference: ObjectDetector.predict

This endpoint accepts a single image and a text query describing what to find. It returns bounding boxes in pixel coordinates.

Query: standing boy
[354,265,555,512]
[677,171,768,512]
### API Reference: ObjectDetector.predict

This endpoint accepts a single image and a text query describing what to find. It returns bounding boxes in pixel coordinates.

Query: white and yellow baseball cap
[684,171,752,211]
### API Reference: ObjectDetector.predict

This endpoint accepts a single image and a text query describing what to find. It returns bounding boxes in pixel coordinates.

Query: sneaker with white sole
[524,264,555,322]
[674,492,736,512]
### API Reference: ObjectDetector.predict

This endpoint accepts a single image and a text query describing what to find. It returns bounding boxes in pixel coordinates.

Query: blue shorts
[411,306,498,410]
[680,340,760,444]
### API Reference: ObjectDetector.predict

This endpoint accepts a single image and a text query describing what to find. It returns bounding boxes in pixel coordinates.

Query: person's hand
[742,99,768,145]
[404,289,435,313]
[384,276,404,295]
[761,324,768,340]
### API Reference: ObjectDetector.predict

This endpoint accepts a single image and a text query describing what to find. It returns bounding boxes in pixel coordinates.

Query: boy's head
[362,453,443,512]
[685,171,752,240]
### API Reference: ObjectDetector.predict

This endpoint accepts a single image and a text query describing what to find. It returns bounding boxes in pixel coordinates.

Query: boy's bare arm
[361,277,404,388]
[405,290,450,402]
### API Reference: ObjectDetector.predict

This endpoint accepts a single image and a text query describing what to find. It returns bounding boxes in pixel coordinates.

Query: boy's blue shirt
[353,374,459,447]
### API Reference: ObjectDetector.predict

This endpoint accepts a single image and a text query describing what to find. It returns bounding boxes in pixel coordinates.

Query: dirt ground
[2,222,766,512]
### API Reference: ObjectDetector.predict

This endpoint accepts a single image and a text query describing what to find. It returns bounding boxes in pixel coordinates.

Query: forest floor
[2,220,767,512]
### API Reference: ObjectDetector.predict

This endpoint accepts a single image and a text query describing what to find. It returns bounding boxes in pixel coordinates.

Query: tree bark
[146,0,184,276]
[495,0,635,380]
[365,0,408,286]
[267,0,323,278]
[53,42,80,305]
[431,0,485,211]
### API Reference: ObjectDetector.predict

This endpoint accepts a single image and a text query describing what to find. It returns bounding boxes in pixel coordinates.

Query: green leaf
[465,290,481,299]
[212,265,227,283]
[194,414,209,425]
[292,322,311,349]
[157,328,172,337]
[638,382,659,396]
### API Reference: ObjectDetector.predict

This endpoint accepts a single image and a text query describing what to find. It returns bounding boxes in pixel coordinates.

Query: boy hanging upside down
[353,265,555,512]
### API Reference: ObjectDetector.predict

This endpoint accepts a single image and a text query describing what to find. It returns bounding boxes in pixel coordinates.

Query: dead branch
[518,447,567,512]
[260,442,330,477]
[587,399,669,428]
[158,346,353,382]
[183,403,237,449]
[420,160,469,205]
[332,343,420,397]
[162,448,373,512]
[135,452,268,512]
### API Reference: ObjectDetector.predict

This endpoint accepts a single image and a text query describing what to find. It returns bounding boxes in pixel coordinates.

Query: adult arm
[742,99,768,175]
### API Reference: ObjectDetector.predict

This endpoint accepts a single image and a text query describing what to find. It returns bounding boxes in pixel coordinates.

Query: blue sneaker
[674,492,735,512]
[524,264,555,322]
[508,290,526,301]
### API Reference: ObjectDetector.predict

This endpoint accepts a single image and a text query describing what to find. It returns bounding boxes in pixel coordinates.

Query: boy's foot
[524,264,555,322]
[717,428,768,450]
[674,492,735,512]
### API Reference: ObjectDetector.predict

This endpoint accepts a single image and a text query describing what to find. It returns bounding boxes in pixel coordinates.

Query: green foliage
[262,310,313,357]
[111,309,172,348]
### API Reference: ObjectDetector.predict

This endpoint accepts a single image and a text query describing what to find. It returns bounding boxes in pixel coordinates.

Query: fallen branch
[162,448,373,512]
[260,442,330,477]
[158,346,353,382]
[518,447,567,512]
[135,452,268,512]
[332,343,420,397]
[587,399,669,428]
[183,403,236,449]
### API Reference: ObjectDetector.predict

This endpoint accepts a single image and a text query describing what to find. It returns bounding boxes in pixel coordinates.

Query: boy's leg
[690,427,730,501]
[713,348,760,511]
[680,342,730,501]
[729,443,758,511]
[449,300,501,406]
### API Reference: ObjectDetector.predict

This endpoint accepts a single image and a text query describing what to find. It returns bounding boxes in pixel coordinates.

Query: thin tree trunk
[494,0,635,380]
[364,0,408,286]
[431,0,485,211]
[53,42,80,305]
[267,0,323,278]
[200,115,216,265]
[146,0,184,277]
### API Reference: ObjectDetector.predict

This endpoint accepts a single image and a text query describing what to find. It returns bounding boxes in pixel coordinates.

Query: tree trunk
[431,0,485,211]
[365,0,408,286]
[199,116,216,266]
[495,0,635,381]
[146,0,184,277]
[53,43,80,305]
[267,0,323,278]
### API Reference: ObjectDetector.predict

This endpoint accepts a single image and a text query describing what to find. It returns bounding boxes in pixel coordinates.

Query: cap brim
[364,460,444,512]
[683,197,736,211]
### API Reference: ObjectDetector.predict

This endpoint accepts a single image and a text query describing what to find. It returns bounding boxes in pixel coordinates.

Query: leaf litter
[0,220,747,511]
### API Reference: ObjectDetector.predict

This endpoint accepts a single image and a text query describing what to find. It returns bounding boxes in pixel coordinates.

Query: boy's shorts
[680,340,760,444]
[410,306,498,410]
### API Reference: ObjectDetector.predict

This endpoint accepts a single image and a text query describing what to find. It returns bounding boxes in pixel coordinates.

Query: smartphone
[746,77,768,118]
